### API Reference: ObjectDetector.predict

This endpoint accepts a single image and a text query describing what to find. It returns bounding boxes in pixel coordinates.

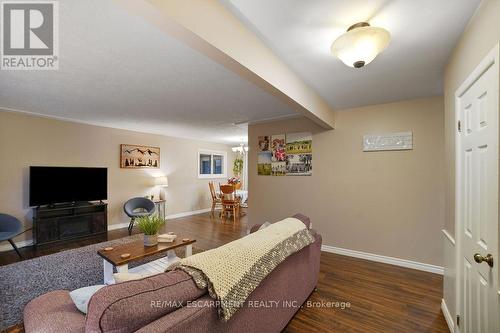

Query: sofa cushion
[258,222,271,230]
[113,272,152,283]
[250,213,311,233]
[69,285,105,314]
[24,290,85,333]
[85,270,206,333]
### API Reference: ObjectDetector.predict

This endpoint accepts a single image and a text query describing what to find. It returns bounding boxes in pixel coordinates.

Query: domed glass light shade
[331,22,391,68]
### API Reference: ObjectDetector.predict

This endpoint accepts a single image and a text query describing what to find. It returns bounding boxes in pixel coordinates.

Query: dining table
[235,189,248,204]
[218,187,248,204]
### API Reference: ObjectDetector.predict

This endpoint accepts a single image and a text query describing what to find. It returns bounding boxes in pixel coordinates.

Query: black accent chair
[0,213,23,259]
[123,197,156,235]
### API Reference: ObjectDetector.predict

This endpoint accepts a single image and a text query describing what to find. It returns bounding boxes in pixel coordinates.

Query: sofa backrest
[85,270,206,333]
[136,231,322,333]
[249,213,311,233]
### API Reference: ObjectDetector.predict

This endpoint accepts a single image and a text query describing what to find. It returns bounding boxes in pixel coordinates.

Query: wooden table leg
[186,244,192,257]
[116,264,129,273]
[103,259,114,285]
[167,249,177,261]
[104,260,129,285]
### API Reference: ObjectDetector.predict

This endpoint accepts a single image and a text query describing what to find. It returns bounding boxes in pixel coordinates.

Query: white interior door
[456,45,499,333]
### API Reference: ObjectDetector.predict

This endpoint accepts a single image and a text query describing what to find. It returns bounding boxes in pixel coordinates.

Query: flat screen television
[29,166,108,206]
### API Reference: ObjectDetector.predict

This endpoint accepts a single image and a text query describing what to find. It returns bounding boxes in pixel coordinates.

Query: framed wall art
[120,144,160,169]
[285,132,312,176]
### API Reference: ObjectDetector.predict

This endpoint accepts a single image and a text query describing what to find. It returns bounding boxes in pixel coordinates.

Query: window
[213,155,223,174]
[200,154,211,175]
[198,150,227,178]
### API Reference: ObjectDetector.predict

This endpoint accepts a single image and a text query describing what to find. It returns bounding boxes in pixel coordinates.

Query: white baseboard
[107,208,212,230]
[321,245,444,275]
[165,208,211,220]
[108,208,211,230]
[0,208,213,251]
[0,239,34,252]
[441,299,455,333]
[107,222,132,231]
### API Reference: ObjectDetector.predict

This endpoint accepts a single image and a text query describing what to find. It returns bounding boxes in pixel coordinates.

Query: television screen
[29,167,107,206]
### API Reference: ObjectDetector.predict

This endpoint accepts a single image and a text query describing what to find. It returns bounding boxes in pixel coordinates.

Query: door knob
[474,253,494,267]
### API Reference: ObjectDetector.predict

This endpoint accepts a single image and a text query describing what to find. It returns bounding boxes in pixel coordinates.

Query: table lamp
[154,176,168,201]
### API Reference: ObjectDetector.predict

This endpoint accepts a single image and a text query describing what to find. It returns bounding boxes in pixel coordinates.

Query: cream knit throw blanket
[170,217,315,321]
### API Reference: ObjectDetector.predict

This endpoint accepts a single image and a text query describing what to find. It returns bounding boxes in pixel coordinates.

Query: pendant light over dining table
[331,22,391,68]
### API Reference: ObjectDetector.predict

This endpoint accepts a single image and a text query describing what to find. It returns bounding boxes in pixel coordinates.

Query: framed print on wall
[285,132,312,176]
[120,144,160,168]
[258,135,270,152]
[257,151,272,176]
[271,134,286,176]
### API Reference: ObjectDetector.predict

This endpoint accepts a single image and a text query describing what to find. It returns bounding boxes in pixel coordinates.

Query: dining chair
[208,181,222,217]
[219,184,241,223]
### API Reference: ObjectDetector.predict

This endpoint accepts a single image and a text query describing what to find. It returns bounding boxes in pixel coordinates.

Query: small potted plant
[233,157,243,177]
[136,215,165,246]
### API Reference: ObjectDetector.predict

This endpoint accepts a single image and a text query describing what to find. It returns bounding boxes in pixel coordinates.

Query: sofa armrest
[310,229,322,245]
[292,213,311,229]
[85,270,206,333]
[24,290,85,333]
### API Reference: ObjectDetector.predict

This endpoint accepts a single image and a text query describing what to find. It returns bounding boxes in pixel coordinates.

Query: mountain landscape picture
[120,144,160,168]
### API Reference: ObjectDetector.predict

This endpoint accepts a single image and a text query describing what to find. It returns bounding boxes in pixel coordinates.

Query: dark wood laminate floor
[1,212,448,333]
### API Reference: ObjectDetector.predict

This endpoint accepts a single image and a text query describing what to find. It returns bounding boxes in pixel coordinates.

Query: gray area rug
[0,235,202,330]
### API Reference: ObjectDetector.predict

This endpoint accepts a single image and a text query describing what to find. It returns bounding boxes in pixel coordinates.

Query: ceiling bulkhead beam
[115,0,335,129]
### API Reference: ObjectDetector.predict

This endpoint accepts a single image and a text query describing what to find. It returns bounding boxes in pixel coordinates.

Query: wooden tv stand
[33,202,108,246]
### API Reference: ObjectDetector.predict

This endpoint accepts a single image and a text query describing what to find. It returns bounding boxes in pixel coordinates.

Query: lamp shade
[331,22,390,68]
[154,176,168,187]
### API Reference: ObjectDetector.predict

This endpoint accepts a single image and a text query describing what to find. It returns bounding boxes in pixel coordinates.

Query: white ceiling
[1,0,482,143]
[223,0,481,109]
[0,0,297,144]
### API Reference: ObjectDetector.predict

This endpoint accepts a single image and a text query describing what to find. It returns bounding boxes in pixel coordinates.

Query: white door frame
[454,43,500,333]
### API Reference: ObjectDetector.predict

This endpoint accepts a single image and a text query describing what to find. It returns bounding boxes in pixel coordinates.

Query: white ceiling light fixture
[232,143,249,153]
[331,22,391,69]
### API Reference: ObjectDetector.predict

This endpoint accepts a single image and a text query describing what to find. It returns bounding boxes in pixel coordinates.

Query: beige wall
[0,111,235,247]
[248,96,445,266]
[442,0,500,322]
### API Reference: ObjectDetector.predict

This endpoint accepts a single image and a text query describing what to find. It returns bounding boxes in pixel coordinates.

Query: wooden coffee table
[98,238,196,284]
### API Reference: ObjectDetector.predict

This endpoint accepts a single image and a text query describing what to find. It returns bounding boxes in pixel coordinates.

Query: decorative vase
[144,234,158,246]
[234,183,242,190]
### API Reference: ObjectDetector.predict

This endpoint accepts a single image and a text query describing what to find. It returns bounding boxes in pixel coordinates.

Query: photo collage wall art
[257,132,312,176]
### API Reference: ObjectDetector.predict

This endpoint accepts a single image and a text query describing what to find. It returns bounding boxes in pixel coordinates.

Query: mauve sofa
[23,214,322,333]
